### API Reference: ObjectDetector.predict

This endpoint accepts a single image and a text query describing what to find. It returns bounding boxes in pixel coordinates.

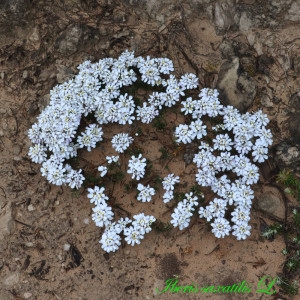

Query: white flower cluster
[27,51,273,249]
[100,214,156,252]
[173,88,272,240]
[127,154,147,180]
[111,133,133,153]
[171,192,199,230]
[28,50,190,189]
[137,183,156,202]
[162,174,180,203]
[88,186,156,252]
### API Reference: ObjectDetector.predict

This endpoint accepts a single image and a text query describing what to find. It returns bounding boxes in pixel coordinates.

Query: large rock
[0,0,31,28]
[289,91,300,109]
[285,1,300,22]
[214,0,236,35]
[217,57,257,112]
[55,24,99,56]
[257,187,285,220]
[275,142,300,172]
[0,200,14,240]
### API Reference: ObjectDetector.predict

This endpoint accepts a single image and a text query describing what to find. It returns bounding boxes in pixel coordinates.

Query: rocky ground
[0,0,300,299]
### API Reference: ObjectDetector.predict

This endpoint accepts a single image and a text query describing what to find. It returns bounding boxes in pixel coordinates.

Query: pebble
[23,70,29,79]
[12,144,21,156]
[83,218,90,225]
[43,199,50,210]
[27,204,35,212]
[63,243,71,251]
[24,292,32,299]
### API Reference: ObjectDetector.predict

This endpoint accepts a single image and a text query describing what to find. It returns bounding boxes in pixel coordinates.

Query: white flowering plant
[28,50,272,252]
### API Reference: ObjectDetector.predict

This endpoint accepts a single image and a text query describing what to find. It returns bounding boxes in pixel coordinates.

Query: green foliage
[125,147,143,156]
[173,192,185,203]
[261,223,283,240]
[83,172,101,187]
[159,147,171,160]
[276,276,298,296]
[292,209,300,227]
[133,96,142,107]
[276,169,300,201]
[110,171,125,183]
[152,219,173,232]
[190,185,204,202]
[152,114,167,130]
[275,169,300,297]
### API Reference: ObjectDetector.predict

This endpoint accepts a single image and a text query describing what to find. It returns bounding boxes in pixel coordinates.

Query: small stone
[43,199,50,210]
[25,242,34,248]
[83,218,90,225]
[63,243,71,251]
[12,145,21,155]
[27,204,35,212]
[239,11,252,32]
[24,292,32,299]
[4,272,19,286]
[23,70,29,79]
[0,201,14,240]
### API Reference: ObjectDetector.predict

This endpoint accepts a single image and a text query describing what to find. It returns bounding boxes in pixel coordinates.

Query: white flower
[28,144,47,164]
[189,120,207,140]
[162,174,180,191]
[132,213,156,234]
[98,166,108,177]
[136,103,159,124]
[106,155,119,164]
[117,217,132,231]
[231,207,251,224]
[100,227,121,252]
[232,223,251,240]
[207,198,227,218]
[66,168,84,189]
[127,154,147,180]
[163,191,174,203]
[124,226,144,246]
[92,203,114,227]
[171,202,193,230]
[175,124,194,144]
[179,73,198,89]
[211,218,231,238]
[111,133,133,153]
[47,163,67,186]
[198,207,213,222]
[137,183,155,202]
[181,97,196,115]
[87,186,109,205]
[213,134,233,151]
